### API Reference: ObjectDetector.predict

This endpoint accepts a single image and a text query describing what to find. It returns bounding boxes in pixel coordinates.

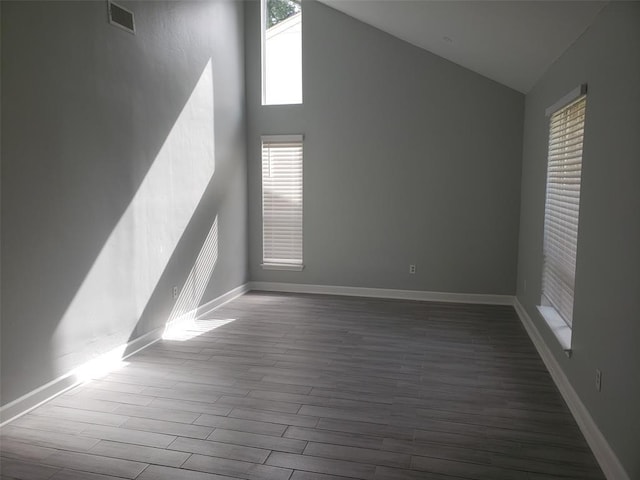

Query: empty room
[1,1,638,479]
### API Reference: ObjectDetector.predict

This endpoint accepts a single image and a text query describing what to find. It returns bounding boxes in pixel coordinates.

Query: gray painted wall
[1,0,248,406]
[516,3,640,477]
[246,1,524,295]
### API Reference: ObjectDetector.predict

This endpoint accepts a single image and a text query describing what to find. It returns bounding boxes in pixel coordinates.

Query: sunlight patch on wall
[162,215,234,342]
[53,59,216,375]
[168,215,220,325]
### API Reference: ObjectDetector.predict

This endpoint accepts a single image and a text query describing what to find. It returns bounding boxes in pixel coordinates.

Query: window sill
[537,305,572,357]
[261,263,304,271]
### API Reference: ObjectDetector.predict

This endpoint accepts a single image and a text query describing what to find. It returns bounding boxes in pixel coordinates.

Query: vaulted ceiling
[317,1,607,93]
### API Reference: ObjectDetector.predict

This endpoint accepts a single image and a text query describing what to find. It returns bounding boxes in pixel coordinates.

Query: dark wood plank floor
[0,291,605,479]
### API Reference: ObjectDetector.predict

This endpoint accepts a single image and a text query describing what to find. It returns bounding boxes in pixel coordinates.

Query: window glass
[262,0,302,105]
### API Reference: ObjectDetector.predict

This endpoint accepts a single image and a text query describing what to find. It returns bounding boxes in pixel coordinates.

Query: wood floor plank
[88,439,190,468]
[28,406,129,427]
[0,457,60,480]
[234,380,313,395]
[316,418,414,441]
[104,372,177,389]
[136,464,239,480]
[284,426,384,450]
[48,395,122,413]
[410,454,528,480]
[266,451,376,479]
[9,416,90,436]
[490,453,606,480]
[39,450,148,479]
[148,398,232,417]
[71,389,154,407]
[79,424,176,448]
[382,436,499,463]
[290,472,357,480]
[303,442,411,469]
[298,405,389,425]
[248,389,390,410]
[86,380,148,394]
[138,386,222,404]
[194,414,287,437]
[168,436,270,464]
[229,407,319,428]
[111,404,201,424]
[0,438,59,462]
[215,395,301,414]
[209,428,307,454]
[121,417,213,439]
[49,468,129,480]
[373,465,474,480]
[172,382,250,397]
[1,426,100,452]
[182,453,292,480]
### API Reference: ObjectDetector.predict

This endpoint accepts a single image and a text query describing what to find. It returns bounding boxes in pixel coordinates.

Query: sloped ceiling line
[318,0,607,93]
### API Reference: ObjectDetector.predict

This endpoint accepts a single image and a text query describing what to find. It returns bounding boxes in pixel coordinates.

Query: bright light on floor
[162,318,236,342]
[72,345,129,384]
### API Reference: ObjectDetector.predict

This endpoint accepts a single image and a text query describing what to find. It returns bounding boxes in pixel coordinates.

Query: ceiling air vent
[108,1,135,34]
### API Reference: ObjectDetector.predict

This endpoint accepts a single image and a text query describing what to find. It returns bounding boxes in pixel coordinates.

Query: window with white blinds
[541,94,587,328]
[261,135,303,270]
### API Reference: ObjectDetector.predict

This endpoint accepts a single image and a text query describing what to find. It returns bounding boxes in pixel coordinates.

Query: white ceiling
[317,0,607,93]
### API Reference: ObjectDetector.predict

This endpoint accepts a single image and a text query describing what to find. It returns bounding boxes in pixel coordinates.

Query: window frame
[537,84,588,355]
[261,134,304,271]
[260,0,303,106]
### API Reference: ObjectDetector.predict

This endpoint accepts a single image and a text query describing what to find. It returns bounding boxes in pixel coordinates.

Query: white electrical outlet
[595,369,602,392]
[172,286,178,299]
[409,265,416,274]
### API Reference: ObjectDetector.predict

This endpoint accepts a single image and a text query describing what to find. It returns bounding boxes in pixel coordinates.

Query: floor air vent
[108,1,135,34]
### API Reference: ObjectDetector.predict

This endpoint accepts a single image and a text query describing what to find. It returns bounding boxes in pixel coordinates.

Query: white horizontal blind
[542,95,587,327]
[262,135,303,267]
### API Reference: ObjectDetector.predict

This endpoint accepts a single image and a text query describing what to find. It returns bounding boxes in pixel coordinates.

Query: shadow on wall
[168,215,220,325]
[51,58,221,379]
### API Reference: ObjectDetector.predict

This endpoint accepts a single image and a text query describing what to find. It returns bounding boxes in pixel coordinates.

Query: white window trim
[261,263,304,271]
[261,134,303,143]
[260,0,303,106]
[538,306,572,356]
[261,134,304,270]
[538,84,588,356]
[260,0,267,104]
[545,84,587,117]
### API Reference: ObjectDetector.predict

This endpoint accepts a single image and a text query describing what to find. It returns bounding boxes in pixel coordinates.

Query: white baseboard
[0,373,80,428]
[0,326,164,427]
[0,283,250,428]
[513,298,629,480]
[249,281,514,305]
[194,283,251,319]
